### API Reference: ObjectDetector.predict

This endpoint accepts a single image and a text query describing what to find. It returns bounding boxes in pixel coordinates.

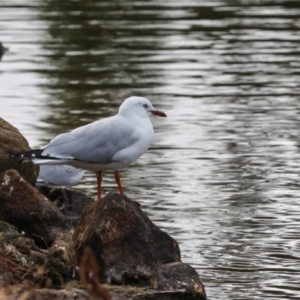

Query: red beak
[150,110,167,117]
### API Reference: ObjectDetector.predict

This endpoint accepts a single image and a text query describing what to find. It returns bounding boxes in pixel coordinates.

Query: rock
[0,286,205,300]
[151,262,206,299]
[0,186,207,299]
[73,193,181,285]
[76,247,206,300]
[0,118,38,186]
[37,185,95,226]
[0,169,72,247]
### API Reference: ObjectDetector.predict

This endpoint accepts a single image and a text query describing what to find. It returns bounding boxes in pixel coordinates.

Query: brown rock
[151,262,206,299]
[73,193,181,285]
[0,169,72,247]
[0,118,39,186]
[41,238,76,288]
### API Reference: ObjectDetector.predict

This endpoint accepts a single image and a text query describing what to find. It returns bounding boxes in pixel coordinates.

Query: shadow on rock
[38,185,95,227]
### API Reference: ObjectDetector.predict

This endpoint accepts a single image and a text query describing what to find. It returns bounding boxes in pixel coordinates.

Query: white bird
[37,165,85,187]
[12,96,166,200]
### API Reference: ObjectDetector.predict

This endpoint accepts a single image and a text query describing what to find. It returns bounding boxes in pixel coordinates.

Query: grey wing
[43,116,138,164]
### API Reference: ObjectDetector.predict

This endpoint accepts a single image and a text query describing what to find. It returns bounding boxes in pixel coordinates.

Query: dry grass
[0,241,30,284]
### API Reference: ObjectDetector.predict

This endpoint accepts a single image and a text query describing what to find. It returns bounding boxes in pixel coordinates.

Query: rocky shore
[0,117,207,300]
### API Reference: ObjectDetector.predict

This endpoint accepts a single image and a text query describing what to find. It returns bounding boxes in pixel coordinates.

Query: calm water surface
[1,0,300,299]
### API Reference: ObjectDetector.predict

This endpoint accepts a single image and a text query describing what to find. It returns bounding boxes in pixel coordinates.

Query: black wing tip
[11,149,73,161]
[11,149,43,159]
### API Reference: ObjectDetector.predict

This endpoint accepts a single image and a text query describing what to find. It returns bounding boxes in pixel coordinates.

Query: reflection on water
[1,0,300,299]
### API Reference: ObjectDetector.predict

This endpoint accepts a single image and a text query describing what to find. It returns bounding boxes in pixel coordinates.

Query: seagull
[12,96,166,199]
[37,165,85,187]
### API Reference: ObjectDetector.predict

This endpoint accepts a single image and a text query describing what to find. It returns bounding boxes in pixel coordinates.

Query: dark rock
[73,193,181,286]
[151,262,206,299]
[0,169,72,247]
[0,117,39,186]
[38,185,95,226]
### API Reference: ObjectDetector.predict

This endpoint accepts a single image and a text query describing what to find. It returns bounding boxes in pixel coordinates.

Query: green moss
[65,280,81,289]
[0,221,17,232]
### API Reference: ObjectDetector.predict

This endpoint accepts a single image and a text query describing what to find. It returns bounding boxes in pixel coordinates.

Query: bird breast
[111,118,154,168]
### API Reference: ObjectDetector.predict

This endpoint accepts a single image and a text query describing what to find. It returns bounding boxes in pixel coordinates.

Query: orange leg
[114,170,124,194]
[96,171,102,200]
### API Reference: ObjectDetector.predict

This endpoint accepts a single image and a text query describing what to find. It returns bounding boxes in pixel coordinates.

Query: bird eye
[143,104,148,109]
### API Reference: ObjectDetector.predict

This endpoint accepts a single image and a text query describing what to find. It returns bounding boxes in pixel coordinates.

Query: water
[1,0,300,298]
